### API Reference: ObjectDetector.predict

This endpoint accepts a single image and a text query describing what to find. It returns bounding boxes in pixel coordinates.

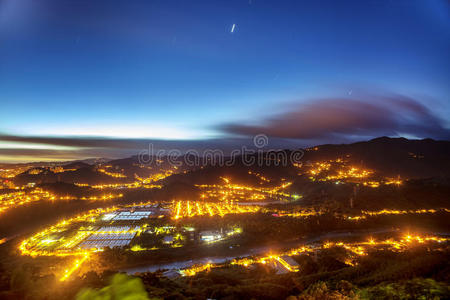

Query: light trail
[171,201,259,219]
[175,201,181,219]
[195,177,296,203]
[187,201,191,217]
[60,253,89,282]
[196,202,202,215]
[0,188,123,215]
[272,208,449,220]
[206,203,214,216]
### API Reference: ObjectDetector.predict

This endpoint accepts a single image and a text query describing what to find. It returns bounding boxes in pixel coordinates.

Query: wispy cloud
[0,135,270,162]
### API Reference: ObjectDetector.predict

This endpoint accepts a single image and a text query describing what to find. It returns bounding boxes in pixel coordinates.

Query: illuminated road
[121,228,448,275]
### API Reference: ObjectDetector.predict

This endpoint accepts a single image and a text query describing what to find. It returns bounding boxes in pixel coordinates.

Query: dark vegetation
[2,243,448,299]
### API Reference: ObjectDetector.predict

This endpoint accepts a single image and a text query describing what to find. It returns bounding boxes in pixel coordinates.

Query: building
[163,235,174,244]
[199,230,223,242]
[277,255,300,272]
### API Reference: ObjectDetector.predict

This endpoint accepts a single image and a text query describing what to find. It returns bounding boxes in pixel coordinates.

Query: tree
[76,273,155,300]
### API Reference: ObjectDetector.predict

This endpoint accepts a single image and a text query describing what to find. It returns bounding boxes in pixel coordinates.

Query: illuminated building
[163,236,175,244]
[200,230,223,242]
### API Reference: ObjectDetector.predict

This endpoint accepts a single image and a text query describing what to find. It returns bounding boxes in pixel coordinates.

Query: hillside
[303,137,450,178]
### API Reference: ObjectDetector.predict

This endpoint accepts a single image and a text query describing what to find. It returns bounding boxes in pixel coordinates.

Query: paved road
[122,227,410,275]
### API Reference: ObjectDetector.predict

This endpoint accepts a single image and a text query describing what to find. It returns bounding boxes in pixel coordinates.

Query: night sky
[0,0,449,162]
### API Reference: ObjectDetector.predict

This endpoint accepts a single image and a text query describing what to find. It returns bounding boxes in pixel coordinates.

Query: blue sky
[0,0,449,161]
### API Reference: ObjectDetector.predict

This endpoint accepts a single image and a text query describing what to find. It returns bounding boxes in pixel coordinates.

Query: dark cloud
[0,148,101,161]
[0,135,300,162]
[0,135,251,151]
[0,135,180,150]
[219,95,450,141]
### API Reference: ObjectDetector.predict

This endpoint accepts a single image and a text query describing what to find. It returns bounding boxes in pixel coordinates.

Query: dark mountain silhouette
[9,137,450,186]
[13,166,129,185]
[62,161,92,170]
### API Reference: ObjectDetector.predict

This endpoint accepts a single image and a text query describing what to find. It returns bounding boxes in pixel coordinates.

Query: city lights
[298,158,403,187]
